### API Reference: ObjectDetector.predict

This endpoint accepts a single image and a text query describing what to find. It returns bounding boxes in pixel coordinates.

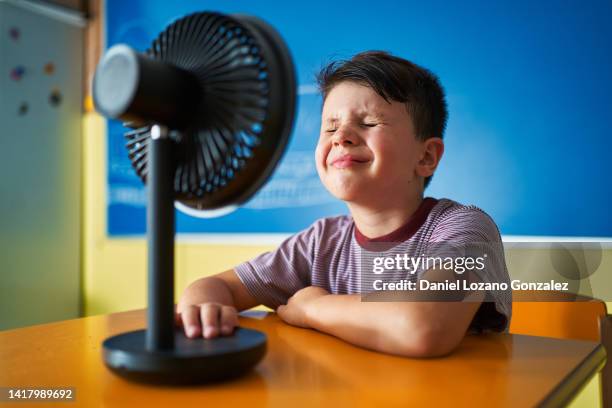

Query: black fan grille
[124,12,272,200]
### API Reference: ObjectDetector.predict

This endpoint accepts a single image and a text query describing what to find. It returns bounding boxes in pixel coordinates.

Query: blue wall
[106,0,612,237]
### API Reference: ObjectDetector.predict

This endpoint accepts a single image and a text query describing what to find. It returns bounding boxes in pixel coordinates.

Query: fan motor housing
[93,44,201,129]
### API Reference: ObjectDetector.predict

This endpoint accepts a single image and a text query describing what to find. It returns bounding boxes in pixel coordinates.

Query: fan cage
[124,12,274,202]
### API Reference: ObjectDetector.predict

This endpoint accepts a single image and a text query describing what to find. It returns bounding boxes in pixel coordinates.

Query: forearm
[179,276,235,309]
[303,292,481,357]
[179,269,260,312]
[305,294,437,357]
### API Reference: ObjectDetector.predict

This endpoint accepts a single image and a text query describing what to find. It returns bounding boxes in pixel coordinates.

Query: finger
[181,305,202,338]
[277,305,286,320]
[219,306,239,335]
[200,303,221,339]
[174,304,183,327]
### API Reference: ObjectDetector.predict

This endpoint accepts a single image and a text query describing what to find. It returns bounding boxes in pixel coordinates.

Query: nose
[332,124,360,147]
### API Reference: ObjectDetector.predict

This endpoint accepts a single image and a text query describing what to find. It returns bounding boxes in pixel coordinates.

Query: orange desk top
[0,309,606,408]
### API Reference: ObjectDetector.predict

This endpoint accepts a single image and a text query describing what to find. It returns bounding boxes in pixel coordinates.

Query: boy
[176,51,511,357]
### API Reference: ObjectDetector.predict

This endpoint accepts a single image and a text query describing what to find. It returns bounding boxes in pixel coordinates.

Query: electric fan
[92,12,296,384]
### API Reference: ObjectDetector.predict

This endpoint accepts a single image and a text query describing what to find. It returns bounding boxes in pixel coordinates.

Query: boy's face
[315,81,426,204]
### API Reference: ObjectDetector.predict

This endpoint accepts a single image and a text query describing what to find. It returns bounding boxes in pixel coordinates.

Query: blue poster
[105,0,612,237]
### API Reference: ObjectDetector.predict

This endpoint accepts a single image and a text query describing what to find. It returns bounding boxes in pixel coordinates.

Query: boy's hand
[176,302,239,339]
[277,286,330,328]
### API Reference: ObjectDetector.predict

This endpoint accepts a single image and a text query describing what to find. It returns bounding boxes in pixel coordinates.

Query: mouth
[329,154,370,169]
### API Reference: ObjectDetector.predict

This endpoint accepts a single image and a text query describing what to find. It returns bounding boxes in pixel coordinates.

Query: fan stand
[102,125,267,385]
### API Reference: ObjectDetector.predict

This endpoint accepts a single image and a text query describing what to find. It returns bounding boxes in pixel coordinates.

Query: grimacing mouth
[327,151,372,167]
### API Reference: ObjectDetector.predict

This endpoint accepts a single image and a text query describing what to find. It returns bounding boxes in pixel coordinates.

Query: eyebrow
[324,111,386,125]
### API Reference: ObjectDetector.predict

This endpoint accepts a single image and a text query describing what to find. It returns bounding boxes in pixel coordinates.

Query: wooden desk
[0,309,606,407]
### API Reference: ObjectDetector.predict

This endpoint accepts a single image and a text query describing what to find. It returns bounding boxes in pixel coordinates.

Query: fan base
[102,328,266,385]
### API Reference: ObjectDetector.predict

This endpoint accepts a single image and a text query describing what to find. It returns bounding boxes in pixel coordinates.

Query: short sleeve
[427,207,512,332]
[234,219,323,309]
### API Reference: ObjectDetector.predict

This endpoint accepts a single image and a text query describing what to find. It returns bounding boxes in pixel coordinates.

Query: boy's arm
[176,269,260,339]
[281,292,482,358]
[277,270,484,358]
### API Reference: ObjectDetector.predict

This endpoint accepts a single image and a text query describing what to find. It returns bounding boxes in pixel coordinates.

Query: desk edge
[538,342,606,408]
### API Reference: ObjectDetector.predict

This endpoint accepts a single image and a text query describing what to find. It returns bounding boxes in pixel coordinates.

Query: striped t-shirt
[235,197,512,332]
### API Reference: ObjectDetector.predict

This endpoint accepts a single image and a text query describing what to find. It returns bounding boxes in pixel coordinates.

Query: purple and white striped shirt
[235,197,512,332]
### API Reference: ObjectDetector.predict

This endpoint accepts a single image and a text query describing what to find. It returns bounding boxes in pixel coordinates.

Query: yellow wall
[567,374,603,408]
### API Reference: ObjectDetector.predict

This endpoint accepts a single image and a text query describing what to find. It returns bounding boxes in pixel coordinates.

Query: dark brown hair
[316,51,448,188]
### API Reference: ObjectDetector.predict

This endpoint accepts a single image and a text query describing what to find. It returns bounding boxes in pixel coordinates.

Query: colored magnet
[18,102,29,116]
[10,66,26,81]
[49,88,62,107]
[9,27,20,41]
[44,62,55,75]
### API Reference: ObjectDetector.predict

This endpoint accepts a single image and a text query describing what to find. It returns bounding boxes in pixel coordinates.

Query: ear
[416,137,444,178]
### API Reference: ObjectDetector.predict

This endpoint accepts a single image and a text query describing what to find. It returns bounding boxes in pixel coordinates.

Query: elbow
[409,330,459,358]
[394,323,463,358]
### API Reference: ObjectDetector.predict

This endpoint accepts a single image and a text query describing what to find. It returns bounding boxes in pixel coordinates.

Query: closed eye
[325,129,337,133]
[361,123,377,127]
